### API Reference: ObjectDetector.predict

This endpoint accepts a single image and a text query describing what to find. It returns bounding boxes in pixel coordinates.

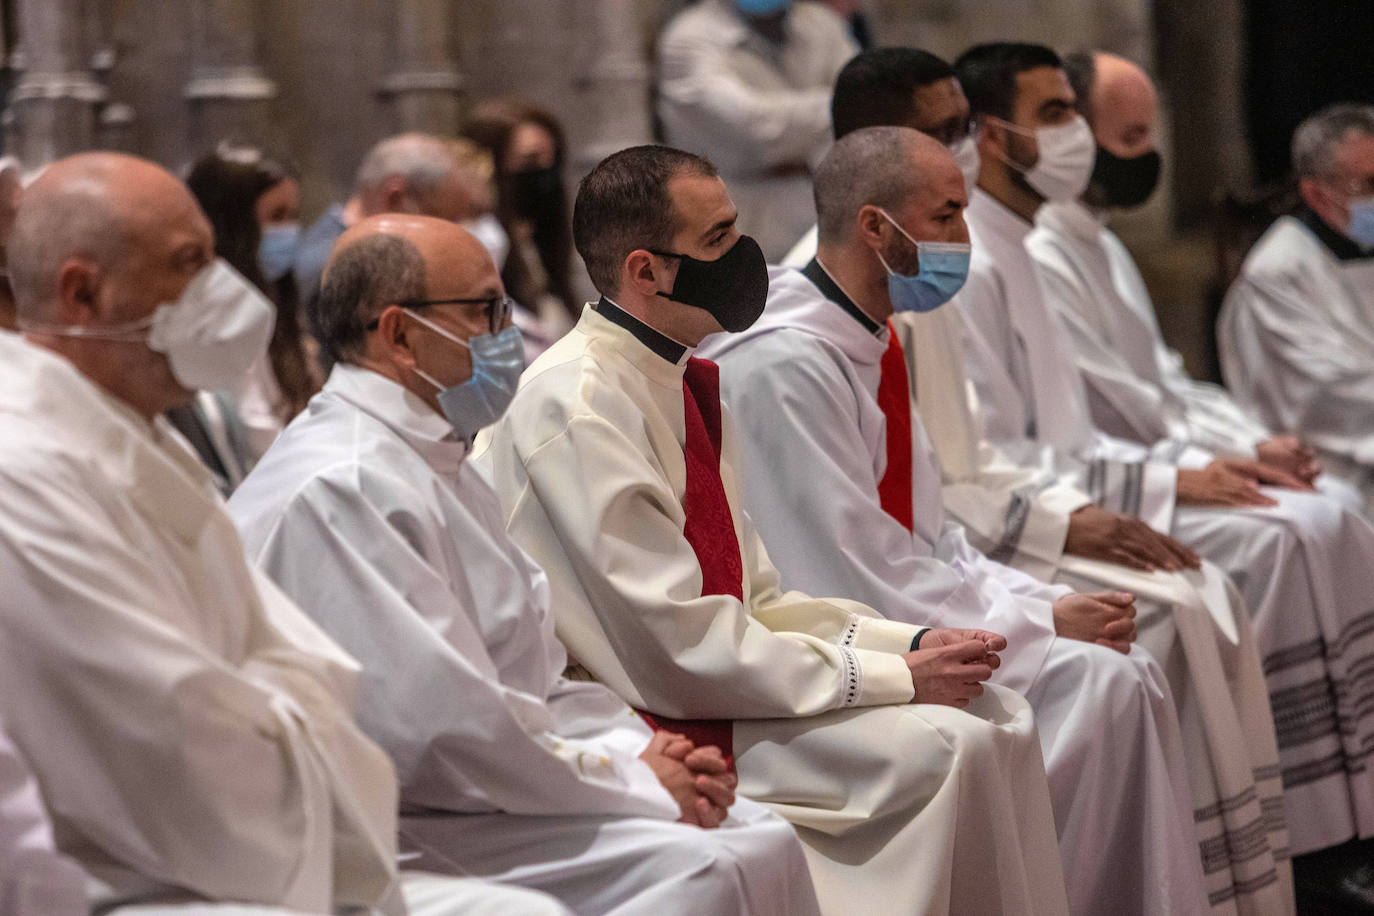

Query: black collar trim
[1297,205,1374,262]
[801,258,883,334]
[593,297,688,363]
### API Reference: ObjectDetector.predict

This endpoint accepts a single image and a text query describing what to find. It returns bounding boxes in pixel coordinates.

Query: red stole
[635,357,738,769]
[877,323,916,533]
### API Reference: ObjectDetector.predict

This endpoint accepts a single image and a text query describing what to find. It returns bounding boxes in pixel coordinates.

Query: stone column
[8,0,106,166]
[379,1,464,135]
[184,0,277,151]
[568,0,655,173]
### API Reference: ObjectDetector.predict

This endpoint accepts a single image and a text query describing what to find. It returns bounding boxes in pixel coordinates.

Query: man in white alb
[478,144,1070,915]
[230,213,819,916]
[1219,103,1374,512]
[706,125,1288,914]
[950,42,1374,872]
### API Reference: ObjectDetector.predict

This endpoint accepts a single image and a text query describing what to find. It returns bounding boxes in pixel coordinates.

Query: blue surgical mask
[874,210,972,313]
[258,222,301,283]
[1348,196,1374,249]
[406,311,525,440]
[736,0,789,15]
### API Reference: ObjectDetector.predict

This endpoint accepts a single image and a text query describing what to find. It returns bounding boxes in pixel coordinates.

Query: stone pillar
[568,0,655,173]
[8,0,106,166]
[379,1,464,135]
[184,0,277,151]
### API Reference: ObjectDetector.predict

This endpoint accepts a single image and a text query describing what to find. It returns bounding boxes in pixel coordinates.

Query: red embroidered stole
[877,323,915,533]
[635,357,738,768]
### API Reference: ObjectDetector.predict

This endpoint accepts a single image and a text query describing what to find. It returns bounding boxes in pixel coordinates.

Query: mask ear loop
[400,308,475,393]
[979,116,1038,176]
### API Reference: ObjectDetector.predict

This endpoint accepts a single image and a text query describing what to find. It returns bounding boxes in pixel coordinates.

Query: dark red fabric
[634,357,738,769]
[877,323,915,533]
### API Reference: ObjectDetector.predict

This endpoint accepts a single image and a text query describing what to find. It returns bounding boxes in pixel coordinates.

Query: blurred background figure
[292,133,489,308]
[0,158,25,332]
[655,0,857,261]
[463,97,579,354]
[181,142,319,491]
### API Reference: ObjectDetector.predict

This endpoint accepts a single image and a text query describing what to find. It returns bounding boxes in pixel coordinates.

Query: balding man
[478,143,1070,915]
[954,44,1374,895]
[1218,104,1374,514]
[0,151,523,913]
[293,133,490,303]
[700,125,1275,915]
[229,215,818,916]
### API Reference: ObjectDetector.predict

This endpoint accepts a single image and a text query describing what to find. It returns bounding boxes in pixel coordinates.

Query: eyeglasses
[366,295,514,334]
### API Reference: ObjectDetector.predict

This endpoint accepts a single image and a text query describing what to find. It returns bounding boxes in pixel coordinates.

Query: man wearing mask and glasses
[1219,104,1374,517]
[229,214,820,916]
[476,143,1071,915]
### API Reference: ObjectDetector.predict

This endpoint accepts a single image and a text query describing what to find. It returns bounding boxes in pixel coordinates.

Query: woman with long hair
[462,98,578,330]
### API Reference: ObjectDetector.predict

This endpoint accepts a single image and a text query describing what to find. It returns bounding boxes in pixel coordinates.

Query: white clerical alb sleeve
[244,477,681,822]
[516,412,917,719]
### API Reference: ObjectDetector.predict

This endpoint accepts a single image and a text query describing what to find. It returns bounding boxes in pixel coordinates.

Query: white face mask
[21,258,275,392]
[991,114,1096,202]
[947,135,981,197]
[461,214,511,272]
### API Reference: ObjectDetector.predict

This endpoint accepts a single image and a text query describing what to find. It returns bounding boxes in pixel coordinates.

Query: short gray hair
[354,133,459,206]
[815,126,927,246]
[1292,104,1374,180]
[311,234,427,364]
[8,165,136,321]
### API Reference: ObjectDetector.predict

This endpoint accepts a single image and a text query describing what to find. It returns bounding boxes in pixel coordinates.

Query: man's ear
[380,177,411,214]
[622,249,662,299]
[54,257,102,322]
[1298,175,1330,218]
[372,304,416,369]
[854,205,888,251]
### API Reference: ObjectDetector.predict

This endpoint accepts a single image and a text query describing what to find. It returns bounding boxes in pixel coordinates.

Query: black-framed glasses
[366,295,514,333]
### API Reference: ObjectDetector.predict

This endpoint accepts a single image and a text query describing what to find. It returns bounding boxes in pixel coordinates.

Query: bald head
[10,152,211,322]
[1068,51,1158,156]
[312,214,499,366]
[815,126,963,245]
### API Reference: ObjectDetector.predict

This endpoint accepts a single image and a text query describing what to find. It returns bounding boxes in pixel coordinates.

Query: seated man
[704,125,1287,914]
[950,42,1374,869]
[476,144,1070,914]
[1218,103,1374,512]
[229,214,819,916]
[0,152,518,914]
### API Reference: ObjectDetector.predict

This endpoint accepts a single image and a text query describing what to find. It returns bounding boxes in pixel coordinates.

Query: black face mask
[650,234,769,332]
[1090,146,1162,209]
[511,166,563,220]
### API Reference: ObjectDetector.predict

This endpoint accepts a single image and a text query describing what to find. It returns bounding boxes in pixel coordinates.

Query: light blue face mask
[1348,196,1374,249]
[736,0,789,15]
[406,311,525,441]
[258,222,301,283]
[875,210,972,313]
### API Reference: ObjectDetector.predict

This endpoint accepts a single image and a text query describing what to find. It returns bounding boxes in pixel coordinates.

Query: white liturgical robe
[476,303,1070,915]
[0,721,87,916]
[953,189,1374,857]
[656,0,854,260]
[1219,211,1374,511]
[229,363,817,916]
[704,264,1295,914]
[0,334,400,913]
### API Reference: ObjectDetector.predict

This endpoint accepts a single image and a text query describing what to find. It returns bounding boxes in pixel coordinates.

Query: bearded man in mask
[656,0,858,260]
[955,44,1374,897]
[228,213,820,916]
[476,143,1072,915]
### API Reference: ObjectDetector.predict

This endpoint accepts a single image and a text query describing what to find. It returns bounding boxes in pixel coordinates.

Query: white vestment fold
[476,304,1070,915]
[229,363,817,916]
[704,266,1289,914]
[0,334,400,913]
[1218,212,1374,511]
[952,190,1374,858]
